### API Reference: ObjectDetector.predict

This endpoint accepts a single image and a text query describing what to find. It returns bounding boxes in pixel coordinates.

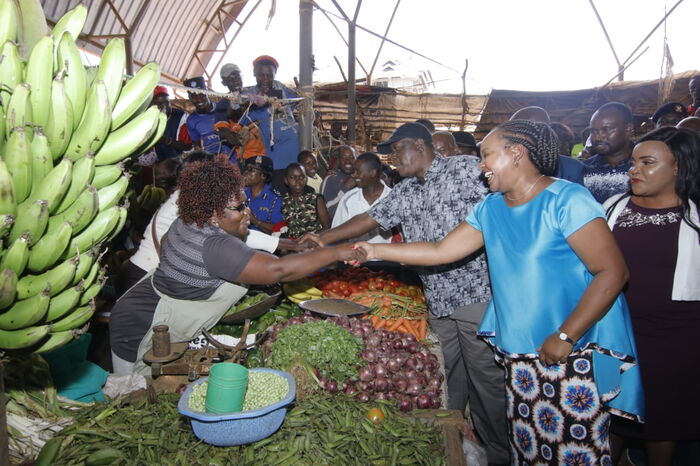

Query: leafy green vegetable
[267,321,363,383]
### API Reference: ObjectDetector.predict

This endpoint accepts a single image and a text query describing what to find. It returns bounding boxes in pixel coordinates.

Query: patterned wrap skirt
[502,349,613,465]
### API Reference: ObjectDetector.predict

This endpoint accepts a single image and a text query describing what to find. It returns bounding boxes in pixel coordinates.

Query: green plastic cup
[205,363,248,414]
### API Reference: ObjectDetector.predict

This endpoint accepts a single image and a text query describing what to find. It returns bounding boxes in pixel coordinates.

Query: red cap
[252,55,279,70]
[153,85,168,97]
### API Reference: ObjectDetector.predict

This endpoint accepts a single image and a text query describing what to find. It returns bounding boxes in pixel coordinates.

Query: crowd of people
[112,66,700,465]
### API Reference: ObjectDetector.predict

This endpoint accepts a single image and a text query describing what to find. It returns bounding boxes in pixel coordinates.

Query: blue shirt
[240,83,299,170]
[245,184,283,230]
[556,154,584,185]
[583,154,632,203]
[467,180,643,420]
[186,110,231,156]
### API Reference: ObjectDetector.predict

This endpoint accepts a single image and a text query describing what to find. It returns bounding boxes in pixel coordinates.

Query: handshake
[295,233,376,265]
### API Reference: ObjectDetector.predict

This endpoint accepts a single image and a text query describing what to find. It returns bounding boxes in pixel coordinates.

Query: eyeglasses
[225,199,249,213]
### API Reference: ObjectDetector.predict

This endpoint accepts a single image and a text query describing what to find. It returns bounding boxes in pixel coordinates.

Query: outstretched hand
[334,243,367,265]
[352,242,376,261]
[298,232,323,248]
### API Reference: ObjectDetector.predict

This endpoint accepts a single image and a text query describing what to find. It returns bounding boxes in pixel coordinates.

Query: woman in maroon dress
[605,127,700,465]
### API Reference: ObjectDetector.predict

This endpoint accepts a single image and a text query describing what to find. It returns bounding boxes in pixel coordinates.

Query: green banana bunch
[0,160,16,217]
[0,324,51,350]
[4,127,33,203]
[46,280,84,321]
[92,163,123,189]
[21,158,73,214]
[9,200,48,246]
[94,106,160,165]
[55,154,94,213]
[17,0,49,58]
[64,81,111,161]
[24,35,53,129]
[34,330,76,353]
[0,268,18,309]
[56,32,86,126]
[0,41,23,107]
[51,301,95,332]
[47,184,98,234]
[112,63,160,129]
[27,221,73,273]
[95,38,126,110]
[51,5,87,57]
[0,233,30,277]
[5,83,33,140]
[82,261,101,289]
[29,129,54,198]
[46,69,74,160]
[64,206,120,257]
[79,279,102,306]
[0,287,50,330]
[17,253,79,299]
[0,0,19,45]
[97,175,129,212]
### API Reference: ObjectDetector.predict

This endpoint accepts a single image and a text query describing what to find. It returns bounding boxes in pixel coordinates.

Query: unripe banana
[29,128,53,198]
[0,268,18,309]
[82,261,100,288]
[0,287,50,330]
[55,154,94,214]
[9,200,47,246]
[0,41,23,107]
[72,249,96,285]
[137,184,152,205]
[24,35,53,129]
[0,0,19,45]
[46,280,83,321]
[0,160,16,217]
[0,324,51,350]
[5,83,33,140]
[51,301,95,332]
[0,215,14,239]
[91,163,123,190]
[79,280,102,306]
[27,221,73,273]
[64,81,111,161]
[45,70,74,160]
[106,205,128,242]
[33,330,75,353]
[56,32,86,126]
[95,38,126,110]
[17,0,49,59]
[47,185,98,234]
[111,63,160,129]
[64,206,120,257]
[21,158,73,214]
[135,110,167,155]
[51,5,87,54]
[0,104,4,156]
[17,254,79,299]
[0,233,30,276]
[97,175,129,212]
[4,127,32,203]
[94,106,160,166]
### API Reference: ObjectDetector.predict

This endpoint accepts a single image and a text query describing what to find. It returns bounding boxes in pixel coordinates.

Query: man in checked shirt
[301,123,510,465]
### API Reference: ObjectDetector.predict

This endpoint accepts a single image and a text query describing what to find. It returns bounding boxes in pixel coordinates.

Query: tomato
[388,280,401,288]
[342,288,352,297]
[383,285,394,294]
[366,408,385,424]
[368,282,377,291]
[374,281,384,290]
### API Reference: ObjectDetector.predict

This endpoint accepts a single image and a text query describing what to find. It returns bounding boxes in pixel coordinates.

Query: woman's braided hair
[495,119,560,176]
[177,154,242,228]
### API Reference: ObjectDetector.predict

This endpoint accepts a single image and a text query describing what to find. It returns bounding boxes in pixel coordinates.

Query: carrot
[375,318,387,329]
[418,319,427,340]
[398,322,414,336]
[371,315,379,327]
[405,320,421,340]
[388,317,404,332]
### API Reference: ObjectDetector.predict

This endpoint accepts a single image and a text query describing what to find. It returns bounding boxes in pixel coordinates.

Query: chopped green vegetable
[267,321,363,383]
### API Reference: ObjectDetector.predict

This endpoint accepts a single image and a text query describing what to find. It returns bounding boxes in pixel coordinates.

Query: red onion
[393,339,405,350]
[358,366,374,382]
[393,378,408,394]
[375,364,387,378]
[425,388,438,399]
[375,392,388,400]
[361,350,377,363]
[405,334,416,342]
[386,391,397,400]
[407,342,421,354]
[387,358,401,373]
[344,384,358,396]
[357,392,371,403]
[366,334,382,348]
[405,369,419,381]
[374,377,390,393]
[325,380,338,394]
[397,396,413,412]
[414,359,425,372]
[406,382,423,396]
[416,394,431,409]
[428,378,441,391]
[405,358,417,370]
[431,398,441,409]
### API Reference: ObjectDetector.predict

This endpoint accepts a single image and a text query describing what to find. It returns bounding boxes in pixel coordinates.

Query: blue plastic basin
[177,368,296,446]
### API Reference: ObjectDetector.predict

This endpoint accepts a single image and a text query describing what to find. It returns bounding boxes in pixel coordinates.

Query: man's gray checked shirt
[368,155,491,317]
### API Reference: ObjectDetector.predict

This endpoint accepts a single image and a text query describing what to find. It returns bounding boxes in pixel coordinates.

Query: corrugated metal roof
[41,0,248,84]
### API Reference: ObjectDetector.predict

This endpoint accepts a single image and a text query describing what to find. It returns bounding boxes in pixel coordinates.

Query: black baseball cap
[184,76,207,90]
[452,131,477,149]
[243,155,274,179]
[651,102,687,123]
[376,122,433,154]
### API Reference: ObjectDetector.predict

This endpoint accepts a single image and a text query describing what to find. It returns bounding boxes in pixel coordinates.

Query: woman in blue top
[356,120,643,464]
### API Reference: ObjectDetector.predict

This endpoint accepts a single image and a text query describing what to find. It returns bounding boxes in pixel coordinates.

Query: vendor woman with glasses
[110,155,360,374]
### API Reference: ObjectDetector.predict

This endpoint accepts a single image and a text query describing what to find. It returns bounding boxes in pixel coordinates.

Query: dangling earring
[212,219,219,227]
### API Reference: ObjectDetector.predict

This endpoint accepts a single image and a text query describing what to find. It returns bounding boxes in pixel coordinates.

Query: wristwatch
[558,330,577,346]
